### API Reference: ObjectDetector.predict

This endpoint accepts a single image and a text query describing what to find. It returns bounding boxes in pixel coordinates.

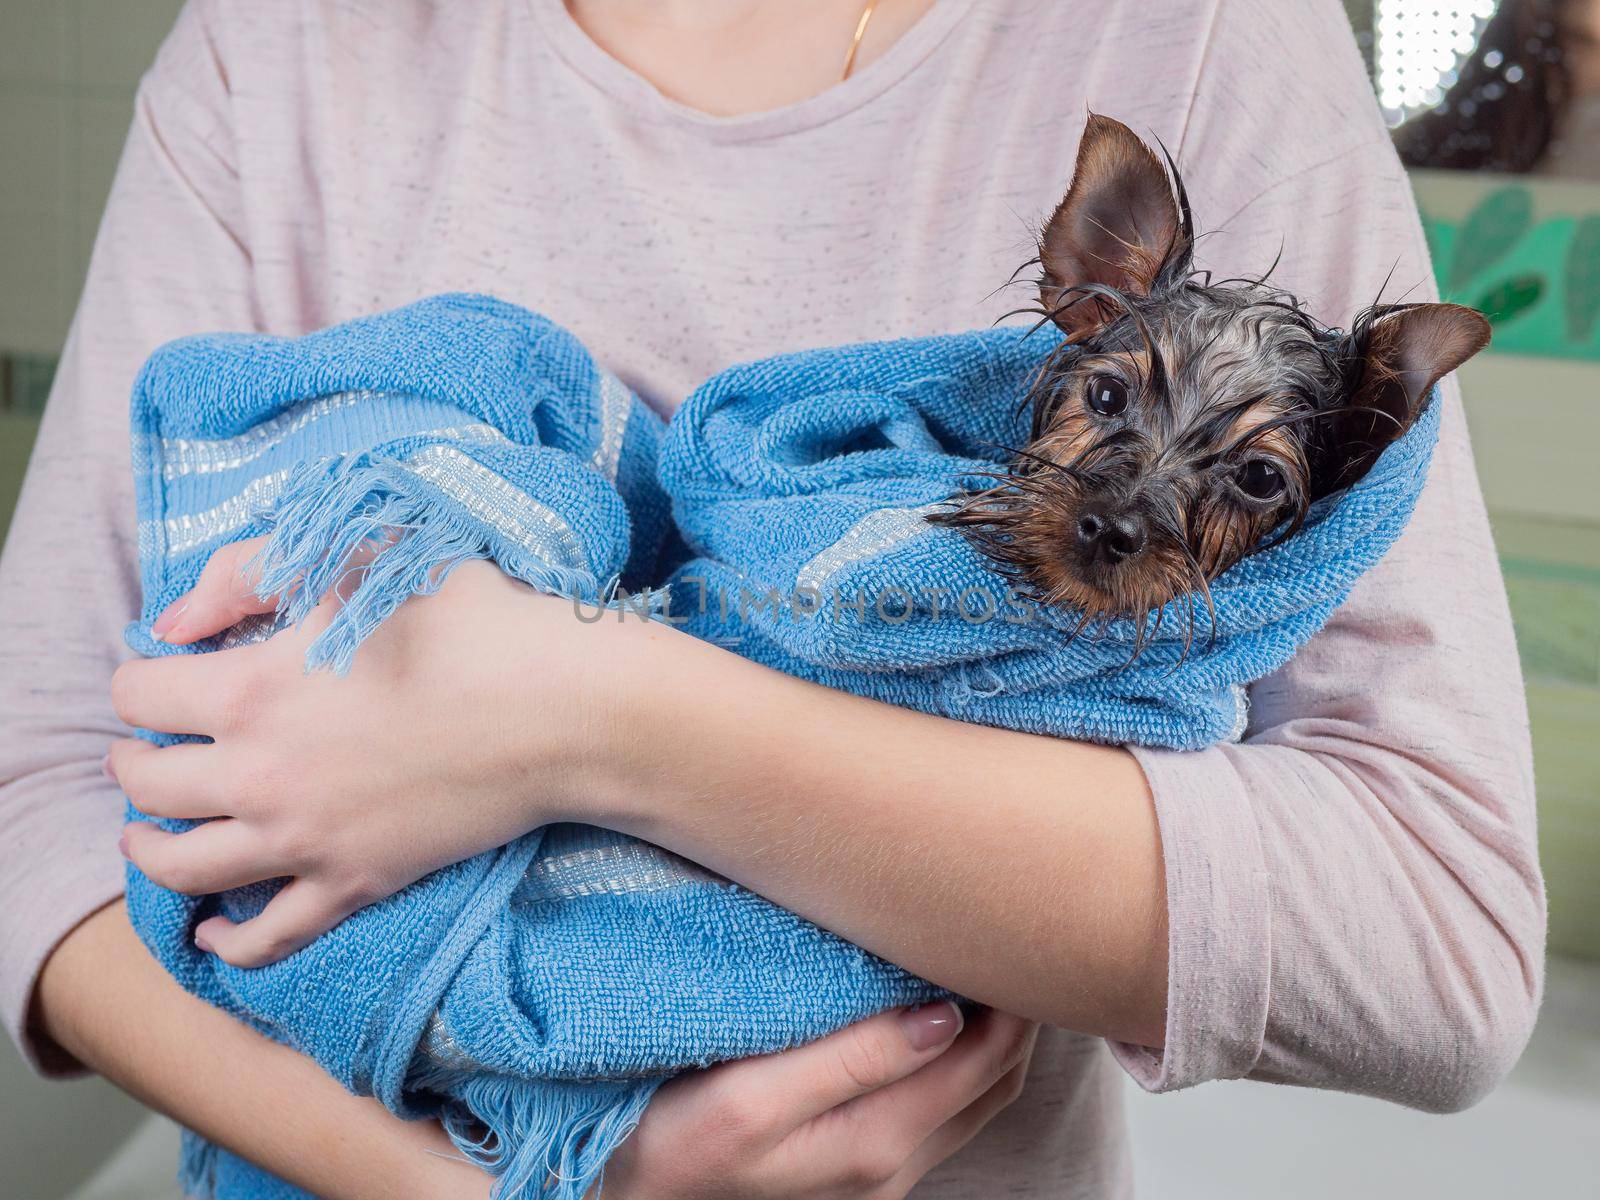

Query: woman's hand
[598,1004,1037,1200]
[108,536,641,966]
[107,533,1166,1045]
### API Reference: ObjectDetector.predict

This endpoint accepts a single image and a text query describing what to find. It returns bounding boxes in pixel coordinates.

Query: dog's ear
[1313,303,1490,498]
[1039,113,1186,341]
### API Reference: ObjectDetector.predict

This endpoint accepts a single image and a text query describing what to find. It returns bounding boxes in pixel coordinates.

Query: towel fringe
[250,453,610,675]
[177,1128,219,1199]
[439,1074,661,1200]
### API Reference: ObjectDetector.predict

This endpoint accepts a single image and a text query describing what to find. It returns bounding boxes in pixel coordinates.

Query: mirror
[1345,0,1600,178]
[1343,2,1600,359]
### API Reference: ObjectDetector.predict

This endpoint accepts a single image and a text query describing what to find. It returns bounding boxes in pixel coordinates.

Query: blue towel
[660,331,1441,749]
[122,295,1439,1199]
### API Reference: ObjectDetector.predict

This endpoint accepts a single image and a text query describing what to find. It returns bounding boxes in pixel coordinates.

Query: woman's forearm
[587,626,1168,1046]
[103,564,1166,1043]
[33,902,488,1200]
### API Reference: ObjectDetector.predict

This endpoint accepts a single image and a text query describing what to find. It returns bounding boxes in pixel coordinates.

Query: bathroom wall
[0,0,184,537]
[0,7,188,1197]
[1411,165,1600,961]
[0,1,183,353]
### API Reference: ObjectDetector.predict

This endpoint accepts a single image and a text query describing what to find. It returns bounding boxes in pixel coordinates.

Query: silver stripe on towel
[161,393,505,479]
[795,502,945,593]
[218,612,283,649]
[1226,684,1250,743]
[420,1013,481,1072]
[161,391,374,480]
[162,396,507,480]
[405,444,591,572]
[165,469,295,556]
[522,840,718,903]
[588,372,631,482]
[161,426,510,556]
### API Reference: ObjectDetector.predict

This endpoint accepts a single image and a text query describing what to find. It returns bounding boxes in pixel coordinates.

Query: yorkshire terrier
[934,114,1489,645]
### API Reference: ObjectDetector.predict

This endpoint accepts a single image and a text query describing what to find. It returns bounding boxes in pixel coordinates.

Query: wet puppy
[935,114,1489,650]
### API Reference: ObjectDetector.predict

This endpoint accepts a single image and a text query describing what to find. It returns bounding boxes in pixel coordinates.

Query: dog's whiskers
[934,113,1489,672]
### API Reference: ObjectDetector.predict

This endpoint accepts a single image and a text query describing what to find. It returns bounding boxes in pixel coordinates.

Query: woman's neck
[563,0,936,116]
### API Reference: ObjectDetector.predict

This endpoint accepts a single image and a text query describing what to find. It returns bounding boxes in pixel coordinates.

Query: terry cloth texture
[122,294,1439,1199]
[661,333,1434,749]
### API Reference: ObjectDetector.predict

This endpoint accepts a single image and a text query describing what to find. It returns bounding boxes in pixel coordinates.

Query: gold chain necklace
[840,0,881,82]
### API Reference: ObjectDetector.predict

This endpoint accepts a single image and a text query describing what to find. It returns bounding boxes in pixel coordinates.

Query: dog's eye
[1085,375,1129,417]
[1236,459,1285,500]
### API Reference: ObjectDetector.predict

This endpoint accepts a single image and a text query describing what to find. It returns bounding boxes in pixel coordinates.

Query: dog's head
[936,114,1489,634]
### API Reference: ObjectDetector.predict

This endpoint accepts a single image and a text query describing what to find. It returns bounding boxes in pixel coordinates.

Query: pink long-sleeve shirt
[0,1,1545,1195]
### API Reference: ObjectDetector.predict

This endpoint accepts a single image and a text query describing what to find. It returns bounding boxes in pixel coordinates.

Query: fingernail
[117,833,130,859]
[150,597,189,641]
[194,931,213,954]
[101,753,115,780]
[899,1000,963,1051]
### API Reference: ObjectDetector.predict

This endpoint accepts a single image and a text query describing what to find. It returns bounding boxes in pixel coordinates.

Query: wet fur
[933,114,1490,650]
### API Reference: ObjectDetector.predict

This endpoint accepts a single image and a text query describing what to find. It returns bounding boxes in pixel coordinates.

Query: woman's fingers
[892,1023,1039,1186]
[152,530,398,646]
[109,654,225,736]
[106,738,228,820]
[152,535,276,645]
[122,818,284,896]
[811,1009,1036,1151]
[110,642,270,737]
[607,1003,968,1200]
[706,1001,964,1134]
[194,879,358,968]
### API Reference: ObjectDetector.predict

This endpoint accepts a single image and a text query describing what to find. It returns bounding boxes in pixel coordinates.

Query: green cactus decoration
[1565,215,1600,342]
[1416,177,1600,358]
[1476,274,1545,327]
[1448,186,1533,296]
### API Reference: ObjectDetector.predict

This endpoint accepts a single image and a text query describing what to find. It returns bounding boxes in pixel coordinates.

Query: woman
[0,1,1544,1197]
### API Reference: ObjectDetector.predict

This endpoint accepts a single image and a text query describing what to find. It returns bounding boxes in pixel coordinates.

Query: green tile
[74,91,137,272]
[1543,795,1600,963]
[1492,510,1600,686]
[1471,515,1600,959]
[1493,514,1600,573]
[2,352,58,415]
[71,0,184,89]
[0,413,41,551]
[1529,681,1600,961]
[0,1,71,87]
[1504,574,1600,687]
[1529,681,1600,822]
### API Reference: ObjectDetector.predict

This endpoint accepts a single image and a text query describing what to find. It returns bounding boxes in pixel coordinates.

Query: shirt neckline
[527,0,976,143]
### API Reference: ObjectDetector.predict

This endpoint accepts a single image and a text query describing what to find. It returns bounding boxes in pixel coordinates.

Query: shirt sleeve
[1108,0,1545,1112]
[0,0,261,1074]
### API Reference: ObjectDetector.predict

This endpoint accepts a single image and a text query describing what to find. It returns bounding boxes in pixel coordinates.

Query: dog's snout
[1075,501,1147,565]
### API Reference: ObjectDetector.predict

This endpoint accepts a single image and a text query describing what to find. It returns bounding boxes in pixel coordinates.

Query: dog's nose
[1076,504,1148,564]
